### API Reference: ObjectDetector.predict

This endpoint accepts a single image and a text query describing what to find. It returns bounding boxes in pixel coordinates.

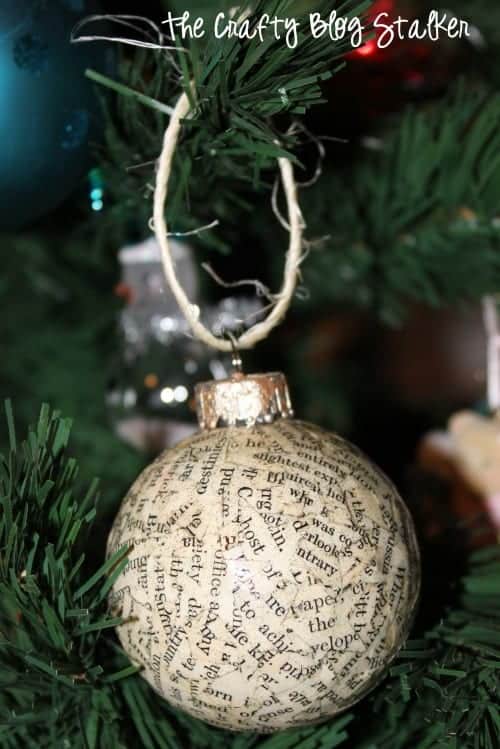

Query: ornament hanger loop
[153,89,304,353]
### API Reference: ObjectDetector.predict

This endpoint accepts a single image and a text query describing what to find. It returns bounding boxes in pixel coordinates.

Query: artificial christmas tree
[1,1,500,747]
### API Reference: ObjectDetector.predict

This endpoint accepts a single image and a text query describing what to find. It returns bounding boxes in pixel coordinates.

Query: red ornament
[349,0,396,60]
[354,38,378,58]
[329,0,459,120]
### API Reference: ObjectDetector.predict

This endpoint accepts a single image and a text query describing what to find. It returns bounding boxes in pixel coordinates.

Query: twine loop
[153,90,304,352]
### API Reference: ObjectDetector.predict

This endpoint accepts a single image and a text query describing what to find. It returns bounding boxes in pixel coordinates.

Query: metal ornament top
[195,372,294,430]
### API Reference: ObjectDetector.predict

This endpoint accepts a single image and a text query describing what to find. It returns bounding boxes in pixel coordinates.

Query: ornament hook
[225,331,243,374]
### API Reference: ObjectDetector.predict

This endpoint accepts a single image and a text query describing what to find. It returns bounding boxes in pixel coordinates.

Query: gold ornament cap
[195,372,294,430]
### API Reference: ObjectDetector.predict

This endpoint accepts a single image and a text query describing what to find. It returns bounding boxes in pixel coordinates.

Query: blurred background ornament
[0,0,113,229]
[415,426,498,551]
[88,166,106,213]
[412,296,500,551]
[107,237,264,454]
[349,0,462,98]
[115,236,199,358]
[448,410,500,531]
[309,0,462,137]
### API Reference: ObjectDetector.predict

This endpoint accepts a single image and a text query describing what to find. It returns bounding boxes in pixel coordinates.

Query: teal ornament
[0,0,113,229]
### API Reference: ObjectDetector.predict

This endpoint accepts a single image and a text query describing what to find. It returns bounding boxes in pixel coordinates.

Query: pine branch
[432,0,500,87]
[348,546,500,748]
[0,405,179,748]
[91,0,373,249]
[300,83,500,323]
[0,228,144,492]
